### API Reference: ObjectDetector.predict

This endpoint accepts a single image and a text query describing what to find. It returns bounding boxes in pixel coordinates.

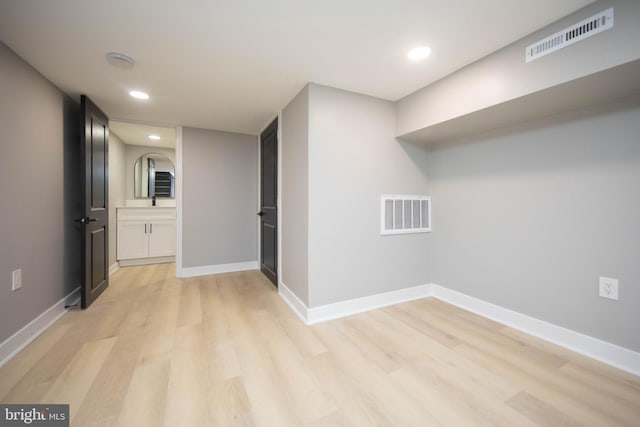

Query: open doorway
[108,121,177,273]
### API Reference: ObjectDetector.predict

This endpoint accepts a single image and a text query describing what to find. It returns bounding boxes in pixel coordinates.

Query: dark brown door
[259,118,278,286]
[79,95,109,308]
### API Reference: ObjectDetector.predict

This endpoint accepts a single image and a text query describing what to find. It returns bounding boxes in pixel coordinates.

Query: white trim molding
[279,281,431,325]
[118,256,175,267]
[109,262,120,276]
[180,261,258,278]
[278,281,640,376]
[0,287,80,367]
[278,281,310,323]
[431,284,640,377]
[175,125,184,278]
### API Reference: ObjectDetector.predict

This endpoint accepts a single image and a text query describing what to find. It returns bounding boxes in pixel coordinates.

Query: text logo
[1,405,69,426]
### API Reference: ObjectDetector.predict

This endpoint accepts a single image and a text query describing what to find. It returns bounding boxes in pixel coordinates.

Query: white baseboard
[430,284,640,377]
[0,287,80,367]
[278,281,431,325]
[180,261,258,278]
[109,262,120,276]
[278,281,310,323]
[278,280,640,376]
[118,256,175,267]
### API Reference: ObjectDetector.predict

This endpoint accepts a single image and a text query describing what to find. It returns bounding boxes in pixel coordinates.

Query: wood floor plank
[1,322,94,404]
[455,343,637,427]
[383,303,461,348]
[453,332,640,426]
[207,341,243,382]
[98,264,157,304]
[303,352,393,426]
[397,362,539,427]
[401,300,568,371]
[114,288,160,337]
[218,274,302,427]
[559,362,640,407]
[312,321,443,425]
[276,315,328,357]
[506,391,587,427]
[337,314,405,373]
[365,308,522,402]
[504,325,640,393]
[176,277,202,327]
[41,337,117,422]
[1,264,638,427]
[137,288,181,364]
[163,325,210,427]
[208,377,254,427]
[0,322,73,400]
[115,358,171,427]
[71,331,144,427]
[200,275,233,345]
[250,310,338,423]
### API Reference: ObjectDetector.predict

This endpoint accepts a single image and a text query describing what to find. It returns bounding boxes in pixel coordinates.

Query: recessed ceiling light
[148,134,160,140]
[129,90,149,100]
[106,52,135,69]
[408,46,431,61]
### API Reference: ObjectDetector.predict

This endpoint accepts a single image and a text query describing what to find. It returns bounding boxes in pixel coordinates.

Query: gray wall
[182,127,258,268]
[307,84,431,307]
[124,145,175,201]
[281,85,310,304]
[0,42,80,343]
[397,0,640,138]
[430,95,640,352]
[108,132,126,268]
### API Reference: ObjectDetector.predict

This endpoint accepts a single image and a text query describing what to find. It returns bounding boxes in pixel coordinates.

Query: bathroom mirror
[134,153,175,198]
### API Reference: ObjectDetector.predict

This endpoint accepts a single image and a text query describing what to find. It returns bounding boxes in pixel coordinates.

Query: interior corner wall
[181,127,258,268]
[108,133,127,268]
[430,94,640,352]
[307,83,431,307]
[281,85,310,305]
[0,42,80,344]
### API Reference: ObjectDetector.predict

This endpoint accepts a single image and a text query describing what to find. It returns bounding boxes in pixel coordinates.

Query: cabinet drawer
[117,207,176,221]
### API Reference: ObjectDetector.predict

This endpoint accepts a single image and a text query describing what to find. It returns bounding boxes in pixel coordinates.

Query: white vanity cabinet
[117,207,176,266]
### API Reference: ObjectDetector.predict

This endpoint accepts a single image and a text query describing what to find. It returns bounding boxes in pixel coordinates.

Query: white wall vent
[525,7,614,63]
[381,195,431,235]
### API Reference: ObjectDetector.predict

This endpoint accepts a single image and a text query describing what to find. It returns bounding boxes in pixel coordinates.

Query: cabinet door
[148,220,176,257]
[117,220,149,260]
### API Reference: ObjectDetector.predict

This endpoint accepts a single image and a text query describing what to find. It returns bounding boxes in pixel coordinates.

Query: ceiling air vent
[525,7,614,63]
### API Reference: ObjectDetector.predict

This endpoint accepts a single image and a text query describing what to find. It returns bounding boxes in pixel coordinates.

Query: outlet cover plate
[12,269,22,291]
[599,276,618,300]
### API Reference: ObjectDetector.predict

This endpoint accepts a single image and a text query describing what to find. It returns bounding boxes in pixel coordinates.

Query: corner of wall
[175,125,184,277]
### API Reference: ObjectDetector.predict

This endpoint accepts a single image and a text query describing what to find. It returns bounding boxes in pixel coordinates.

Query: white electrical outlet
[12,269,22,291]
[599,276,618,301]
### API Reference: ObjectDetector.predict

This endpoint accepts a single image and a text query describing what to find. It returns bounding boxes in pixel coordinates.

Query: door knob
[257,212,265,216]
[74,217,97,224]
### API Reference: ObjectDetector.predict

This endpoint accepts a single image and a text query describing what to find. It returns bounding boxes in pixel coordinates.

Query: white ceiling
[110,121,176,148]
[0,0,595,135]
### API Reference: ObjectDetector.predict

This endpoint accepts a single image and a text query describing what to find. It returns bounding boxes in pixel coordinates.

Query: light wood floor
[1,264,639,426]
